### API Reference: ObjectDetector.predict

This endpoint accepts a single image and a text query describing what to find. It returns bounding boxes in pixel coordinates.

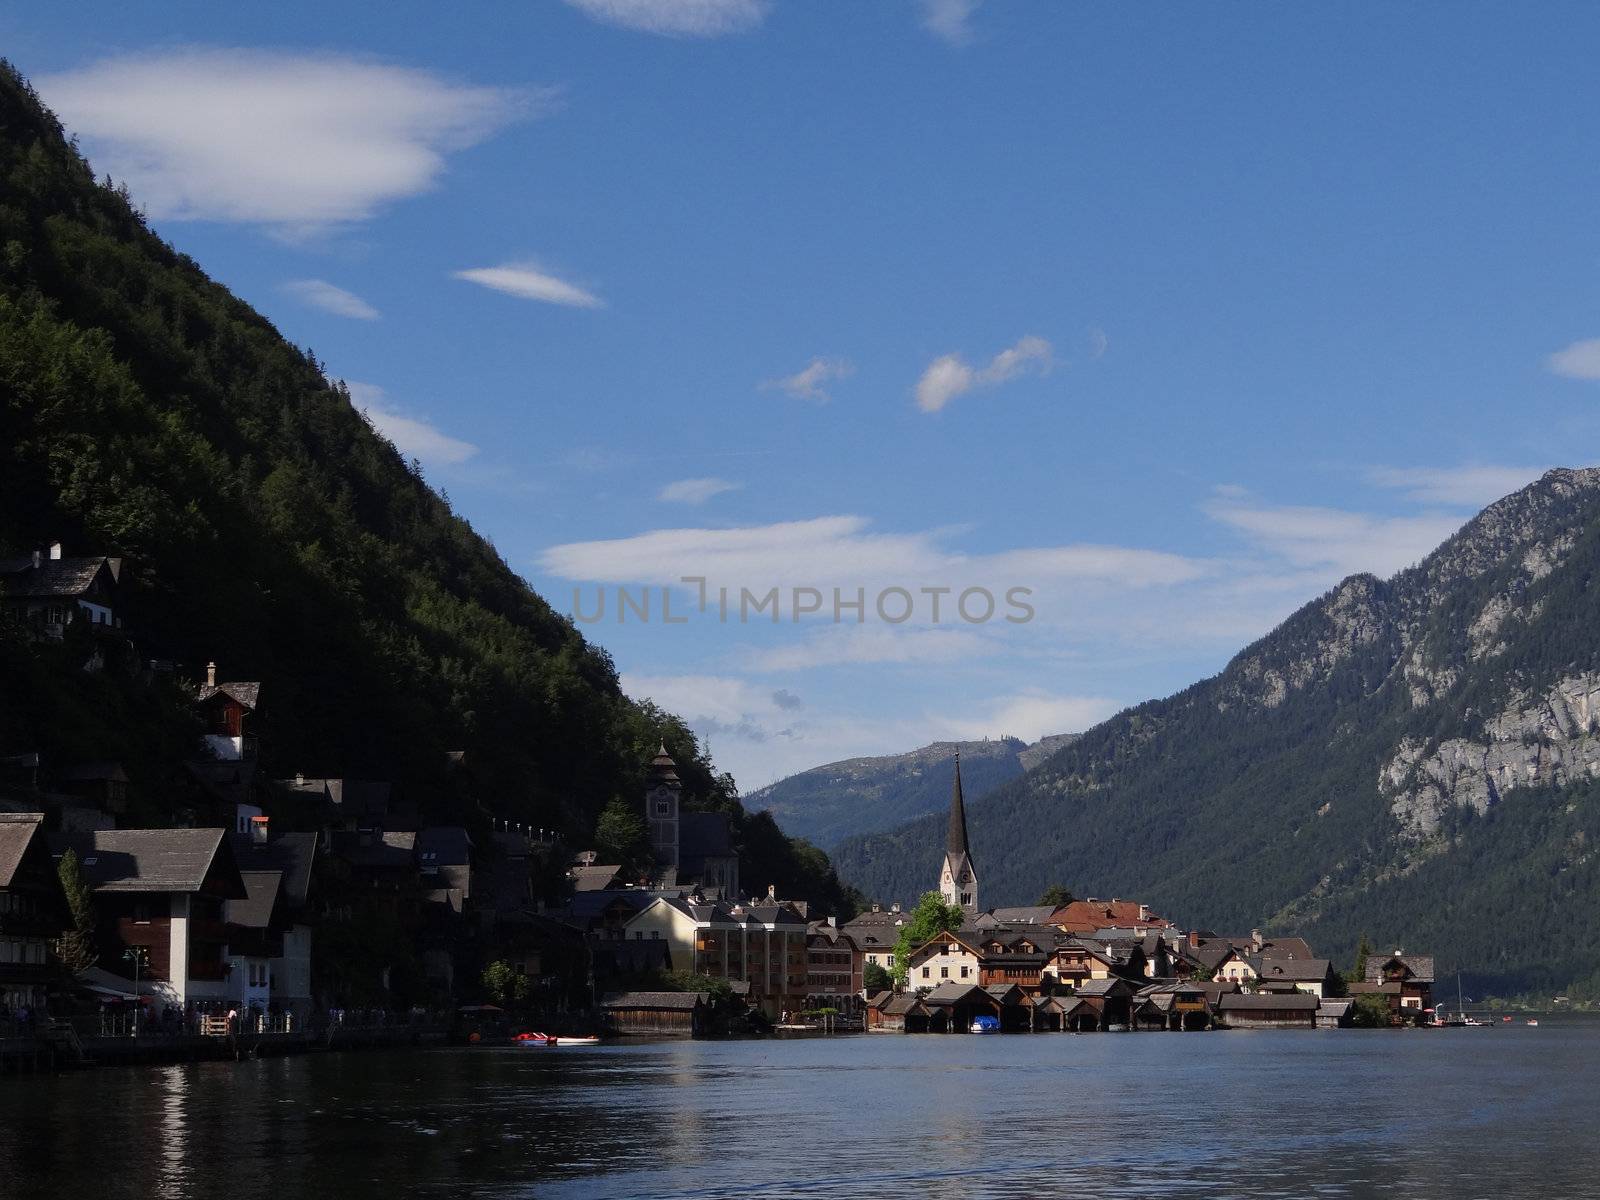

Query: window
[940,966,948,979]
[650,930,659,939]
[922,966,930,979]
[655,800,672,817]
[960,966,970,979]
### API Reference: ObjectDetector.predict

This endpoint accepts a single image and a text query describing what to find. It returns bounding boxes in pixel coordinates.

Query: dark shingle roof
[228,870,283,929]
[417,825,471,866]
[601,991,704,1011]
[1254,957,1332,982]
[570,864,622,891]
[231,832,317,908]
[0,557,112,599]
[198,681,262,709]
[0,814,45,887]
[1218,993,1320,1011]
[51,828,245,896]
[1366,954,1435,984]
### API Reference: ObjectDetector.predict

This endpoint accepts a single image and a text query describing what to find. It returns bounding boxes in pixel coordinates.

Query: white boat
[1526,1019,1540,1027]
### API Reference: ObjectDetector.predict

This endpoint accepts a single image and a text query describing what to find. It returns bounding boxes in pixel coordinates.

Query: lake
[3,1020,1597,1198]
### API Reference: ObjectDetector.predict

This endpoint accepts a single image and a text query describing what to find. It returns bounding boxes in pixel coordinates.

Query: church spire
[946,750,970,857]
[939,751,978,911]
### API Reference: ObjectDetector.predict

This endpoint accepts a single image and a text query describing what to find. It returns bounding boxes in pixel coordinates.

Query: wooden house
[1216,992,1319,1029]
[0,814,67,1013]
[601,990,707,1036]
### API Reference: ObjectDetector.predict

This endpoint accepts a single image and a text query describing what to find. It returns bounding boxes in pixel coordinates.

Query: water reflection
[1,1024,1598,1199]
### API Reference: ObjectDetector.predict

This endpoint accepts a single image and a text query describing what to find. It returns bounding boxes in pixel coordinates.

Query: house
[417,825,473,911]
[622,893,809,1018]
[196,664,261,762]
[1050,897,1170,934]
[1214,946,1260,986]
[1358,951,1434,1016]
[0,814,67,1013]
[870,991,928,1032]
[1216,992,1320,1029]
[1073,976,1139,1028]
[905,930,984,989]
[920,981,1002,1032]
[1047,938,1146,989]
[1132,980,1216,1030]
[50,828,248,1012]
[805,918,863,1010]
[0,545,125,645]
[231,824,318,1019]
[601,990,707,1036]
[225,870,285,1017]
[1254,957,1336,999]
[937,755,979,912]
[841,904,907,977]
[976,930,1050,995]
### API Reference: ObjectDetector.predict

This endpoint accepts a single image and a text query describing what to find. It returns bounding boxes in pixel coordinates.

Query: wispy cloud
[1204,489,1465,579]
[38,49,535,234]
[920,0,982,45]
[539,513,1204,595]
[915,334,1052,413]
[283,279,380,320]
[1087,326,1109,360]
[453,262,603,308]
[659,477,743,504]
[346,381,478,466]
[761,357,853,403]
[1547,337,1600,381]
[1367,464,1548,508]
[564,0,768,36]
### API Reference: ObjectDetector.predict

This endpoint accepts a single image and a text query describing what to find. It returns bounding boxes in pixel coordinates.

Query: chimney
[767,883,777,902]
[1251,928,1264,951]
[1392,947,1403,958]
[891,902,901,914]
[31,549,41,569]
[250,815,270,845]
[206,661,217,687]
[48,542,62,560]
[294,772,305,787]
[872,902,881,913]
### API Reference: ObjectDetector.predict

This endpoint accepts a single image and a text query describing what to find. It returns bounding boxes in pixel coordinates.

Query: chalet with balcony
[1254,957,1337,999]
[623,892,810,1018]
[0,814,67,1012]
[1351,951,1434,1016]
[50,828,247,1011]
[905,930,984,990]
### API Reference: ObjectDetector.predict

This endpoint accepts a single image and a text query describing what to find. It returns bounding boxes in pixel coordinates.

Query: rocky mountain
[833,469,1600,997]
[750,733,1078,850]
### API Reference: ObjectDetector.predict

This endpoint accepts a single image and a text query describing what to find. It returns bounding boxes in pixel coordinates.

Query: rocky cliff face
[833,468,1600,995]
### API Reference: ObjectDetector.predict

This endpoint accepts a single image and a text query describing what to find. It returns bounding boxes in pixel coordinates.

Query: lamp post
[122,947,148,1037]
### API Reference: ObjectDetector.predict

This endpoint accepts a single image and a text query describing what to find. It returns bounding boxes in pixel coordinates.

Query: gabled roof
[1073,977,1137,997]
[884,994,926,1016]
[198,681,261,710]
[51,828,246,897]
[865,990,894,1009]
[1218,992,1320,1011]
[330,829,415,870]
[0,556,115,599]
[601,991,704,1011]
[922,981,994,1007]
[0,813,46,888]
[231,831,317,908]
[417,825,471,866]
[906,929,984,961]
[987,905,1060,926]
[1366,954,1435,984]
[228,870,284,929]
[570,863,622,892]
[1257,937,1316,960]
[1050,898,1170,933]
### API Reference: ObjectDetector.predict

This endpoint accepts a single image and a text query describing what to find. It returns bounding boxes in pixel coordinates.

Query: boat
[969,1016,1000,1034]
[1526,1019,1540,1027]
[515,1031,601,1046]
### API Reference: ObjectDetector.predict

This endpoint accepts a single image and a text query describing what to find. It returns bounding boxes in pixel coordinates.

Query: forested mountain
[835,469,1600,997]
[0,65,856,915]
[749,734,1077,849]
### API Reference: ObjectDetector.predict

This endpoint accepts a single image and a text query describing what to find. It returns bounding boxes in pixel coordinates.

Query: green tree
[54,848,97,973]
[482,960,530,1006]
[1037,884,1074,908]
[863,961,893,992]
[594,794,652,877]
[891,891,968,988]
[1347,933,1374,984]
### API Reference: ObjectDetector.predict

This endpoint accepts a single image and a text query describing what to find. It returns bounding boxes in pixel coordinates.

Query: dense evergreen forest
[0,64,858,917]
[836,470,1600,1000]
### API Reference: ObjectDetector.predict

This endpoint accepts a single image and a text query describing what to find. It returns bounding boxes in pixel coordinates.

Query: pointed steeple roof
[946,751,970,857]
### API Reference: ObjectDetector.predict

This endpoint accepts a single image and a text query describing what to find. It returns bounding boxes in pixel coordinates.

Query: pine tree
[55,848,98,973]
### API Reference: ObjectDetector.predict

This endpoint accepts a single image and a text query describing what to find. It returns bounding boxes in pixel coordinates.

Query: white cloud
[538,514,1202,595]
[453,262,603,308]
[38,49,533,233]
[1547,338,1600,381]
[1204,492,1465,579]
[915,334,1052,413]
[761,357,853,403]
[920,0,982,45]
[1087,326,1109,360]
[659,477,742,504]
[346,382,478,466]
[941,690,1119,743]
[746,625,993,671]
[564,0,767,36]
[282,279,380,320]
[1367,465,1548,508]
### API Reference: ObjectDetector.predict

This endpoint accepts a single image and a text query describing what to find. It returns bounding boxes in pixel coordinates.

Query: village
[1,544,1437,1072]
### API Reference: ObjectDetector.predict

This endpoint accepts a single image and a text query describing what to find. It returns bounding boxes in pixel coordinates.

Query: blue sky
[9,1,1600,788]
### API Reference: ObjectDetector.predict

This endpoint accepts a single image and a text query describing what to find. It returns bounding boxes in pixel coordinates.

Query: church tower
[938,752,978,912]
[646,742,681,873]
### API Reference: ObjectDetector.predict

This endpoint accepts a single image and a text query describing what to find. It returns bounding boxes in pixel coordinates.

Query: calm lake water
[3,1020,1598,1198]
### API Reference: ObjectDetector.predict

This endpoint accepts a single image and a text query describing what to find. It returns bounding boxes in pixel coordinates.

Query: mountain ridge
[834,468,1600,996]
